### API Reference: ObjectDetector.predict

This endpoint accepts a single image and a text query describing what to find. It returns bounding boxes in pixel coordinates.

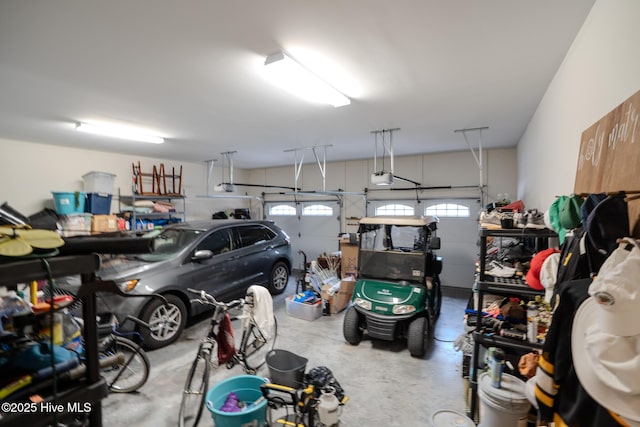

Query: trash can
[205,375,268,427]
[266,349,308,388]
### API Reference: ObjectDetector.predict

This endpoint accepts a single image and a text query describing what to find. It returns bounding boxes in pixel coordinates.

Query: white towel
[243,285,275,340]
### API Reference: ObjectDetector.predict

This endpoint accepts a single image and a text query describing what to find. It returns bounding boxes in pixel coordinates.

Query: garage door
[369,199,479,289]
[266,201,340,271]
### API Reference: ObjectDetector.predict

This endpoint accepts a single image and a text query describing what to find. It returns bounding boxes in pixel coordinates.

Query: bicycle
[178,285,278,427]
[68,311,151,393]
[95,313,152,393]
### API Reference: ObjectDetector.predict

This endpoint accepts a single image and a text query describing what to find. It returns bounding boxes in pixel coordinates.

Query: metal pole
[455,127,489,207]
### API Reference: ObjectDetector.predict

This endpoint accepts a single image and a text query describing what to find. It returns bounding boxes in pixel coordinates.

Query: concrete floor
[101,280,471,426]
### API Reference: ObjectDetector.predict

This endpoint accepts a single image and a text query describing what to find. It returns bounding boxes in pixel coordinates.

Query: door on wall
[423,199,480,288]
[368,198,479,289]
[299,201,341,261]
[265,203,302,269]
[265,200,340,271]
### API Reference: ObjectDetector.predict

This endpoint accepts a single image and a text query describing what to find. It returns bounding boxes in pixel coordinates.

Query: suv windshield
[137,228,204,262]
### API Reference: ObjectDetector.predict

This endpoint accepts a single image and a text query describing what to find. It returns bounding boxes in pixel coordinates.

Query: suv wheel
[140,294,187,350]
[268,261,289,295]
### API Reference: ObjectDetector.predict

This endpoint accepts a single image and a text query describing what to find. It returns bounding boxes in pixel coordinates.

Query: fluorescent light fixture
[75,122,164,144]
[264,51,350,107]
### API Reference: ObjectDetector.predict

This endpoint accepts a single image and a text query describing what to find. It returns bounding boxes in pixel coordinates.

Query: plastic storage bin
[52,192,86,215]
[266,349,308,388]
[58,213,92,237]
[82,171,115,194]
[85,193,112,214]
[285,295,322,321]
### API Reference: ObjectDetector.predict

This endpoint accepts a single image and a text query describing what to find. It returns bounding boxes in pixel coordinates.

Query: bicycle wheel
[100,336,150,393]
[179,344,212,427]
[240,315,277,373]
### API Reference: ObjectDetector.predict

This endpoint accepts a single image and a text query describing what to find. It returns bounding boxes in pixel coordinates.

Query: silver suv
[64,220,292,349]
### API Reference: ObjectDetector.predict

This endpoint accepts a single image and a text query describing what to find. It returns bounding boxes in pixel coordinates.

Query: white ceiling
[0,0,596,169]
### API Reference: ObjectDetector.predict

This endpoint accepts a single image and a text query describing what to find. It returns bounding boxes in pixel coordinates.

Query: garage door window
[302,204,333,216]
[375,204,415,216]
[425,203,470,218]
[269,204,296,216]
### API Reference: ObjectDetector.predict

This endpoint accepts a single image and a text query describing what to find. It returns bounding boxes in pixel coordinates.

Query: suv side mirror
[429,237,441,250]
[192,249,214,262]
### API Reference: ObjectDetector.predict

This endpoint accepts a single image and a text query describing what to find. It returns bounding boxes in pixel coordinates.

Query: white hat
[571,239,640,422]
[539,252,560,303]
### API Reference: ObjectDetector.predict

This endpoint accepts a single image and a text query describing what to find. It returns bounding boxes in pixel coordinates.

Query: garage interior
[0,1,639,426]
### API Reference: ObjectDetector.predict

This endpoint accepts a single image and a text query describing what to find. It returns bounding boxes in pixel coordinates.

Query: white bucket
[477,372,530,427]
[431,409,475,426]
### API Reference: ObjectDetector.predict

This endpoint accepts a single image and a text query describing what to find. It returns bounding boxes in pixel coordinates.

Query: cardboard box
[321,278,356,314]
[91,214,119,233]
[339,238,358,279]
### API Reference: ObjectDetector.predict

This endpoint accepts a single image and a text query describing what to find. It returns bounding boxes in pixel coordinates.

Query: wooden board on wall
[574,89,640,236]
[574,89,640,193]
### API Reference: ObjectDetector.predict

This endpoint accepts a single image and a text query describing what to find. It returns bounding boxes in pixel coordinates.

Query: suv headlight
[120,279,139,293]
[393,305,416,315]
[354,298,372,310]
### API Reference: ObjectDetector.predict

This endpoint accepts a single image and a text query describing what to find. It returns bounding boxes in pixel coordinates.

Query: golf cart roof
[358,216,439,226]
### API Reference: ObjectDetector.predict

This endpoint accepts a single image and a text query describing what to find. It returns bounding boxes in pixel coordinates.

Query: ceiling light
[264,51,350,107]
[75,122,164,144]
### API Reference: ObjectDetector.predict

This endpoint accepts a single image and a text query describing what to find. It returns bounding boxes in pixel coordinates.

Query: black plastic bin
[266,349,308,388]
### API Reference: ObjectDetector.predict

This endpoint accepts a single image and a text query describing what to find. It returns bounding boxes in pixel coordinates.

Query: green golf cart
[342,216,442,357]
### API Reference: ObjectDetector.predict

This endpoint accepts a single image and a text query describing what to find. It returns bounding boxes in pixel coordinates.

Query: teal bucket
[52,192,86,215]
[206,375,268,427]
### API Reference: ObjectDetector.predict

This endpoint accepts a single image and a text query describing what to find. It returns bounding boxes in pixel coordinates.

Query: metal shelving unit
[118,188,186,229]
[0,255,107,427]
[468,227,557,420]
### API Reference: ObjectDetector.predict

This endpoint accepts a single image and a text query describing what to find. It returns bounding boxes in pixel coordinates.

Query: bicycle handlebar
[186,288,244,309]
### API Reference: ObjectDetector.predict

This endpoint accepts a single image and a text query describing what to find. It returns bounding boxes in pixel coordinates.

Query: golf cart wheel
[407,316,430,357]
[343,306,364,345]
[433,275,442,320]
[140,294,187,350]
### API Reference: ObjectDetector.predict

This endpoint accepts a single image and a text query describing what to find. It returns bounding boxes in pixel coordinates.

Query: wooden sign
[574,89,640,237]
[574,89,640,194]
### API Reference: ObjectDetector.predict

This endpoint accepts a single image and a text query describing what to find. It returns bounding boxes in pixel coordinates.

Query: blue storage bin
[206,375,268,427]
[85,193,112,214]
[52,192,86,215]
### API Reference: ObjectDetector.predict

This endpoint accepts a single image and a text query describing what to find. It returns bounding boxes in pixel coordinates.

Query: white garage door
[266,201,340,270]
[369,198,479,289]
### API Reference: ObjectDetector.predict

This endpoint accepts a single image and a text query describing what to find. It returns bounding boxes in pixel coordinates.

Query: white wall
[517,0,640,210]
[0,137,253,220]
